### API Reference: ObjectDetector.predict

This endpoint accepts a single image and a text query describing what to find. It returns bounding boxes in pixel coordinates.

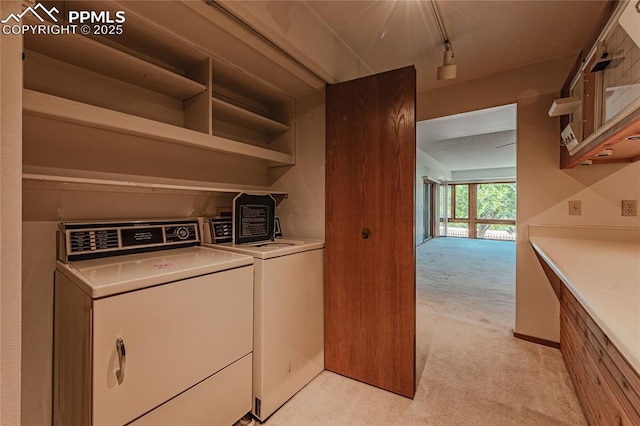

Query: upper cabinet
[22,0,325,191]
[553,0,640,168]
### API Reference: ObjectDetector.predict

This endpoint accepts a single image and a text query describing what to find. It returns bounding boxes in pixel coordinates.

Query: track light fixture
[437,41,456,80]
[430,0,457,81]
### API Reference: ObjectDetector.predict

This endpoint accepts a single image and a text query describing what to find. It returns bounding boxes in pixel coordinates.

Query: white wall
[416,149,451,245]
[417,53,640,342]
[1,2,23,423]
[272,90,326,240]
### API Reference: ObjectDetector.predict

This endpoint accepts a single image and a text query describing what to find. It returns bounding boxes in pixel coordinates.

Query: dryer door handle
[116,337,126,385]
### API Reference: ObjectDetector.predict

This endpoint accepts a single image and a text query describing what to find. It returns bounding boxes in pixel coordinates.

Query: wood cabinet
[560,283,640,425]
[54,265,253,425]
[532,236,640,424]
[557,1,640,168]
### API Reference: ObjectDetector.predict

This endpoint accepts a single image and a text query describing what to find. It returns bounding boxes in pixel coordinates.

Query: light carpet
[262,238,585,426]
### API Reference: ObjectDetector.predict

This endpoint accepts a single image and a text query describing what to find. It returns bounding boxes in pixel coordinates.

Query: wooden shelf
[24,32,206,100]
[22,166,288,197]
[23,90,295,166]
[212,97,290,133]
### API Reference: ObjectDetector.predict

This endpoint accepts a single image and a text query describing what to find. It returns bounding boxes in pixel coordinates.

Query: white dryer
[205,212,324,421]
[54,219,255,426]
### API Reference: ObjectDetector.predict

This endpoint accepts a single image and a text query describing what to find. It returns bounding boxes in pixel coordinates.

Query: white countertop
[57,246,254,298]
[529,235,640,373]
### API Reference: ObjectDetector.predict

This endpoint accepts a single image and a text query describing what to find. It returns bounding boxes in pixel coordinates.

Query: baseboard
[513,331,560,349]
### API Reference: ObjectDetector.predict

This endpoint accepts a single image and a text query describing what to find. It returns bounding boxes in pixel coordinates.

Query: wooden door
[325,66,416,398]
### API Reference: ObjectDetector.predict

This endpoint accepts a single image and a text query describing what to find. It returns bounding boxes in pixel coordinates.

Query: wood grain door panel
[325,66,416,398]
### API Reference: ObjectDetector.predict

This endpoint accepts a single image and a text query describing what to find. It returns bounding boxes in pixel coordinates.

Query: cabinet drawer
[560,284,640,425]
[131,354,252,426]
[92,266,253,425]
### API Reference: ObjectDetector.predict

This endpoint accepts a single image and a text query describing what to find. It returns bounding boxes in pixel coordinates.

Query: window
[452,184,469,219]
[446,182,516,241]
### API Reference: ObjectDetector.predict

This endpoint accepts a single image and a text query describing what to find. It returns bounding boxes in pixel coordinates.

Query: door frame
[422,178,439,242]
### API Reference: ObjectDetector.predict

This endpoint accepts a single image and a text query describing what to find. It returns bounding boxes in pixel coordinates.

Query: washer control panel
[166,225,198,242]
[59,219,200,262]
[209,218,232,243]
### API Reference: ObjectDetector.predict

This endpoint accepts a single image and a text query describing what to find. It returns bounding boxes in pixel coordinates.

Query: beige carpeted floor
[261,238,585,426]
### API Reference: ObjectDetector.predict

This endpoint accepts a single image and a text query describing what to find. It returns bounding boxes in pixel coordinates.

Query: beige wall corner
[1,1,23,424]
[271,89,326,240]
[515,92,565,342]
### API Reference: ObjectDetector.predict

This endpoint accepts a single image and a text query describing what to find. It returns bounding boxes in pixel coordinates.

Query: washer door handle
[362,229,369,239]
[116,337,126,385]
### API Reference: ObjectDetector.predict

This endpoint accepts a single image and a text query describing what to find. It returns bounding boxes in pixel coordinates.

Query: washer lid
[209,238,325,260]
[58,246,253,298]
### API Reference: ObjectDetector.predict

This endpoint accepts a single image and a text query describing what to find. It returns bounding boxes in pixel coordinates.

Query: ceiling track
[205,0,328,86]
[428,0,450,44]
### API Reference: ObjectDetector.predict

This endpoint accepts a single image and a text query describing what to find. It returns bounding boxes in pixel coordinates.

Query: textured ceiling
[424,130,516,171]
[418,104,517,172]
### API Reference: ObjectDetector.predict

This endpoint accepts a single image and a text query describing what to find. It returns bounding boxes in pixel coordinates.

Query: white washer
[54,219,255,426]
[206,237,325,421]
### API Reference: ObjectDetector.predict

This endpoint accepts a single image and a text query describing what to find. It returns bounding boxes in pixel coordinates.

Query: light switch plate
[622,200,638,216]
[568,200,582,215]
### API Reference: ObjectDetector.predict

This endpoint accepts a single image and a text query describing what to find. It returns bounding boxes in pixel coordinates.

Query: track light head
[437,41,457,80]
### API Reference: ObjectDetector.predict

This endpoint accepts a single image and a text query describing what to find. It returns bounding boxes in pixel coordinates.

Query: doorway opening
[414,104,517,380]
[416,103,517,244]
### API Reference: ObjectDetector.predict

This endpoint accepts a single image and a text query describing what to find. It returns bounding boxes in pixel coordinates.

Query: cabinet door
[325,66,416,398]
[583,56,597,140]
[92,266,253,425]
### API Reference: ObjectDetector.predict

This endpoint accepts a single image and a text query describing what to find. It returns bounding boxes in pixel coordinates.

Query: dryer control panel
[58,219,200,262]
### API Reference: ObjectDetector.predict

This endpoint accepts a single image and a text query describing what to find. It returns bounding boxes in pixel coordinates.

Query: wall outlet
[622,200,638,216]
[568,200,582,215]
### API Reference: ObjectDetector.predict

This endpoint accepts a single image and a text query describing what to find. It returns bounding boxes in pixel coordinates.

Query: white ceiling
[418,104,517,172]
[416,105,516,171]
[417,104,516,144]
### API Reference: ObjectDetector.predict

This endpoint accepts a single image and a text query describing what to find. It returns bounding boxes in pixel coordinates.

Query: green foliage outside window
[447,182,517,239]
[477,183,516,238]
